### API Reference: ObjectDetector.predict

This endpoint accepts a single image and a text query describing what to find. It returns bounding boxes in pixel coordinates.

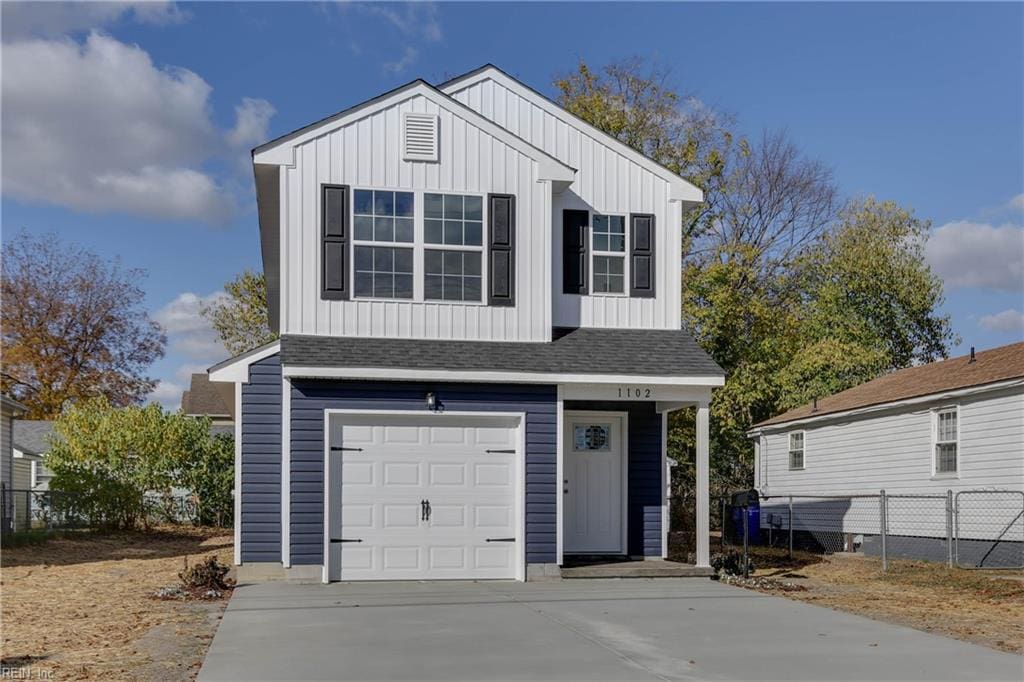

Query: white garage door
[327,413,521,581]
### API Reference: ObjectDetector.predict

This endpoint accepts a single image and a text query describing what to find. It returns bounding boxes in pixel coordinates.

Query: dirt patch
[740,546,1024,654]
[1,526,233,680]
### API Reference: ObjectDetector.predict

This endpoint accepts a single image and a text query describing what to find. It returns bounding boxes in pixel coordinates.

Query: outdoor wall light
[425,391,437,411]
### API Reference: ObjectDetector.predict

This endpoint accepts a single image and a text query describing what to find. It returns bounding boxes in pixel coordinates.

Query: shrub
[711,550,756,576]
[46,397,234,530]
[179,555,232,591]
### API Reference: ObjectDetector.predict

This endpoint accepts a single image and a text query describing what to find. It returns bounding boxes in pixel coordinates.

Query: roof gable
[752,342,1024,430]
[439,64,703,204]
[252,79,574,183]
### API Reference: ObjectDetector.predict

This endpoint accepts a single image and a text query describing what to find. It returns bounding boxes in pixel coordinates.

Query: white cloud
[1,1,187,40]
[383,47,418,75]
[227,97,276,149]
[1009,194,1024,212]
[149,379,185,409]
[1,31,273,224]
[925,221,1024,292]
[979,309,1024,334]
[363,3,442,43]
[154,291,227,360]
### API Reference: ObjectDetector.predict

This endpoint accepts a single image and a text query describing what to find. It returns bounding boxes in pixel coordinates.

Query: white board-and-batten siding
[446,77,683,332]
[280,93,552,342]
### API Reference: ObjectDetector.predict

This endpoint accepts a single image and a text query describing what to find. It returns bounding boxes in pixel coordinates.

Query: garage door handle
[485,537,515,543]
[330,538,362,543]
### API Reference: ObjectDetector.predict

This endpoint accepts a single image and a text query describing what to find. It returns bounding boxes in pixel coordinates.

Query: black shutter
[562,209,589,295]
[629,213,655,298]
[487,194,516,306]
[321,184,350,300]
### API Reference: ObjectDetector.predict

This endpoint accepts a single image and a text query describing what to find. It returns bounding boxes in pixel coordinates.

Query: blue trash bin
[730,490,761,545]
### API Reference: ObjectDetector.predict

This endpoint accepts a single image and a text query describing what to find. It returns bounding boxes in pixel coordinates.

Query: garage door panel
[331,416,520,581]
[383,462,421,485]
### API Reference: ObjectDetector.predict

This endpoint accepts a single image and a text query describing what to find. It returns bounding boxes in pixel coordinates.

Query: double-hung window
[424,192,483,302]
[353,189,414,299]
[592,214,625,294]
[934,407,958,474]
[788,432,805,470]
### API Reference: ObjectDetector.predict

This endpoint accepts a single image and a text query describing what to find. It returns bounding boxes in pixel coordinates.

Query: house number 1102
[617,387,652,398]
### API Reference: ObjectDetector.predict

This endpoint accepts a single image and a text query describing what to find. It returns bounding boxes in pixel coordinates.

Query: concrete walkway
[199,579,1021,681]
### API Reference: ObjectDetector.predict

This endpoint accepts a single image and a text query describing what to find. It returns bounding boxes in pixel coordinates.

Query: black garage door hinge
[485,537,515,543]
[485,449,516,454]
[331,447,364,452]
[330,538,363,543]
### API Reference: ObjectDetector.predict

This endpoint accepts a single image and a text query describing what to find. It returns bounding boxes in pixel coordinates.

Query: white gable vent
[403,113,439,162]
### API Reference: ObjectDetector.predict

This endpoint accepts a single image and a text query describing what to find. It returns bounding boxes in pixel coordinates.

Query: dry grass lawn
[2,526,233,680]
[747,546,1024,654]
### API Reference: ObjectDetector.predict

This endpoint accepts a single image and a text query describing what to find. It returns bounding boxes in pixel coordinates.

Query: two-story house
[209,65,724,583]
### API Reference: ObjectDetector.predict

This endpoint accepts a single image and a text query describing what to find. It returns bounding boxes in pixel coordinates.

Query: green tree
[555,59,955,512]
[201,269,277,356]
[46,398,234,529]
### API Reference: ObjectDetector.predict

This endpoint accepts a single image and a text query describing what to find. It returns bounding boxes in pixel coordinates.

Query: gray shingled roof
[281,328,723,377]
[13,420,57,455]
[181,374,231,417]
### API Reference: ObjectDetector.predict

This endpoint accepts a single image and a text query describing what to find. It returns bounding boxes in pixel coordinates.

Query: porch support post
[695,401,711,568]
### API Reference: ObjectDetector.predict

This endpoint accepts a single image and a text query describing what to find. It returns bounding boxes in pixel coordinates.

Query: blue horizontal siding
[289,380,557,566]
[240,354,282,563]
[566,400,664,557]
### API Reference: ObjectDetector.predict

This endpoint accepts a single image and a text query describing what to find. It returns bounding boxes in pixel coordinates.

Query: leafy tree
[46,398,234,529]
[201,269,276,355]
[554,58,737,240]
[555,59,955,516]
[1,232,166,419]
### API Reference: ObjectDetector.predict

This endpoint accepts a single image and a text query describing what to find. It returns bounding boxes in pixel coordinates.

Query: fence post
[720,497,726,549]
[788,494,794,559]
[879,489,888,572]
[946,490,954,568]
[23,491,31,532]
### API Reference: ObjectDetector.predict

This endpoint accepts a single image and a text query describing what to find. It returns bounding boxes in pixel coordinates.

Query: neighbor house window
[424,193,483,301]
[592,214,625,294]
[353,189,414,299]
[934,407,958,474]
[788,432,805,470]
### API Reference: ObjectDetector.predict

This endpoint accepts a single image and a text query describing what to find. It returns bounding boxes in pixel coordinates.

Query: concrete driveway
[199,579,1021,681]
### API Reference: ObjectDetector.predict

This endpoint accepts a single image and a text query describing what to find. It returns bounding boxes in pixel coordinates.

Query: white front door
[564,413,625,554]
[327,413,521,581]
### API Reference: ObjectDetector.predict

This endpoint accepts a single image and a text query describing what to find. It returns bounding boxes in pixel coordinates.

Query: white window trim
[788,430,805,471]
[590,212,628,297]
[349,187,489,305]
[931,405,960,479]
[422,192,487,304]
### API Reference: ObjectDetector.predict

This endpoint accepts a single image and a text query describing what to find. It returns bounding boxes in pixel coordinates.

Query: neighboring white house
[13,420,56,492]
[208,64,725,583]
[1,395,28,532]
[747,342,1024,564]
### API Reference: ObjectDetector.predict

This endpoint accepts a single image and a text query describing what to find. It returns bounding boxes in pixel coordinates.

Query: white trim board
[747,378,1024,436]
[320,409,527,583]
[208,340,282,384]
[283,365,724,388]
[253,80,575,185]
[439,65,703,204]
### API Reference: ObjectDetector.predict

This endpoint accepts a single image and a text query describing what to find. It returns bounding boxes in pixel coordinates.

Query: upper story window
[788,431,805,470]
[424,193,484,302]
[592,214,625,294]
[934,407,958,474]
[353,189,414,299]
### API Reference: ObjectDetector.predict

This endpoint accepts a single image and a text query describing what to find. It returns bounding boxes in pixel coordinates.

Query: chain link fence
[749,489,1023,570]
[0,487,202,535]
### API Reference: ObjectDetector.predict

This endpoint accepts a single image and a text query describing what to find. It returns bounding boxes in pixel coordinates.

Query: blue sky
[2,1,1022,408]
